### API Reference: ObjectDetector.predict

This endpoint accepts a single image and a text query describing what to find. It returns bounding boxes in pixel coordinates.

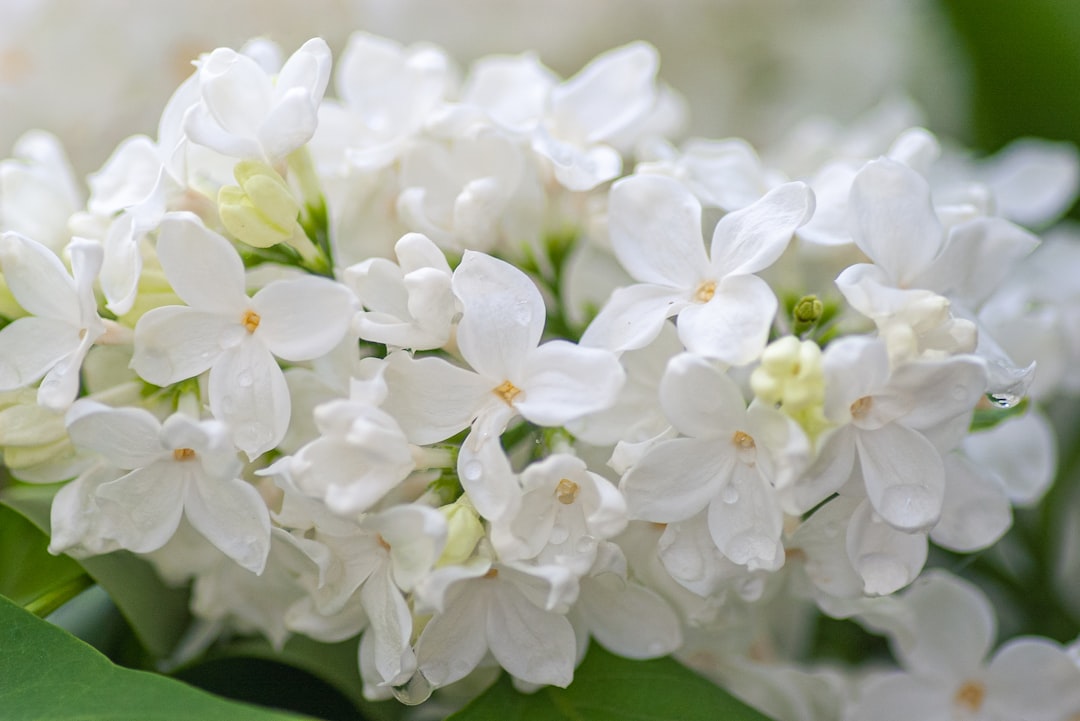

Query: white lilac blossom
[1,32,1077,721]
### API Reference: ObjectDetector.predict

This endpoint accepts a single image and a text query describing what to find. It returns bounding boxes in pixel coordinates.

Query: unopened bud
[218,161,301,249]
[793,295,823,326]
[437,496,485,567]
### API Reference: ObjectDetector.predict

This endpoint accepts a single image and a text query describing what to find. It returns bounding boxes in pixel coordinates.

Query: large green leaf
[0,503,90,616]
[448,645,773,721]
[0,593,312,721]
[0,481,191,658]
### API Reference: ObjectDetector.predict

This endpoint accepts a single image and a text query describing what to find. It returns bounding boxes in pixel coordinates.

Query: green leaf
[0,504,90,616]
[0,481,191,659]
[0,593,313,720]
[448,645,774,721]
[212,635,405,721]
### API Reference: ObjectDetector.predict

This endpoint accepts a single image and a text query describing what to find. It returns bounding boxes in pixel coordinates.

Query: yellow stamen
[173,448,196,461]
[483,568,499,579]
[954,680,986,712]
[241,309,261,333]
[732,430,756,450]
[555,478,580,505]
[694,280,717,303]
[376,534,391,551]
[494,380,522,405]
[850,396,873,420]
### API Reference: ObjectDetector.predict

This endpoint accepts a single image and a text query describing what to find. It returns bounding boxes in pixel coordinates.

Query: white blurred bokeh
[0,0,967,173]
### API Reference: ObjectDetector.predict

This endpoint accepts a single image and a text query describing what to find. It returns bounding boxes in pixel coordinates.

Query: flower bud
[437,495,485,567]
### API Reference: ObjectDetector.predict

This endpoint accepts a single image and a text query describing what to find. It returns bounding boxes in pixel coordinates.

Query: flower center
[555,478,580,504]
[850,395,873,420]
[173,448,197,461]
[494,380,522,405]
[376,534,391,551]
[953,680,986,712]
[241,309,261,333]
[732,430,756,450]
[483,568,499,579]
[694,280,717,303]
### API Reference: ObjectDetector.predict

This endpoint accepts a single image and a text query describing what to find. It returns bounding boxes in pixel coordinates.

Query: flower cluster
[2,33,1079,718]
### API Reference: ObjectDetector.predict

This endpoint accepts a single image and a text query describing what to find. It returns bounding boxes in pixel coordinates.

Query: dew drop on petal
[462,460,483,482]
[237,370,254,387]
[720,486,739,504]
[392,672,433,706]
[878,485,938,530]
[988,392,1022,408]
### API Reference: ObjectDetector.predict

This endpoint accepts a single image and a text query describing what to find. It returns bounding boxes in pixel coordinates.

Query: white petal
[257,86,319,160]
[856,424,944,532]
[621,438,734,522]
[607,174,709,287]
[363,504,447,592]
[359,567,416,687]
[187,473,271,574]
[707,466,784,571]
[381,352,490,445]
[252,277,353,361]
[487,583,576,687]
[155,213,249,312]
[516,341,624,426]
[579,575,682,659]
[578,283,685,353]
[846,499,927,596]
[659,352,746,439]
[453,251,544,380]
[209,339,290,458]
[458,408,521,522]
[0,317,79,390]
[94,464,186,553]
[849,158,943,285]
[708,181,813,276]
[930,454,1011,552]
[0,232,79,322]
[416,585,489,687]
[131,306,233,385]
[65,400,165,469]
[677,274,776,365]
[917,218,1039,306]
[848,672,953,721]
[786,426,858,514]
[963,410,1055,506]
[986,638,1080,719]
[549,41,658,144]
[894,570,994,678]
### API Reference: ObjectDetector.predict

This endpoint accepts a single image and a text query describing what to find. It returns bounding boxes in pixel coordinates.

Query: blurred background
[3,0,1069,176]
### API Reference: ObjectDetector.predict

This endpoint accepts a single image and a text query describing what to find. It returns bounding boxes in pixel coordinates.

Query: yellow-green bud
[218,161,301,249]
[793,295,824,326]
[437,496,485,567]
[750,335,831,440]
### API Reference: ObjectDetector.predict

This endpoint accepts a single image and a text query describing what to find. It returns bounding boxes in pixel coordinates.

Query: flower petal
[453,251,544,380]
[487,582,576,687]
[131,306,233,386]
[621,437,734,522]
[252,277,353,361]
[381,351,490,445]
[856,423,944,532]
[187,472,271,574]
[0,317,79,390]
[209,338,291,459]
[579,283,685,353]
[65,400,165,469]
[677,273,776,365]
[607,174,709,287]
[0,232,78,322]
[155,213,249,312]
[659,352,747,439]
[709,181,813,276]
[516,341,624,426]
[94,464,186,553]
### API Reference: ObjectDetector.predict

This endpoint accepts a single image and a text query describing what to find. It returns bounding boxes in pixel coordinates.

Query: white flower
[848,571,1080,721]
[184,38,331,162]
[345,232,456,350]
[581,173,813,364]
[0,130,83,254]
[0,233,105,410]
[382,250,624,520]
[131,213,353,458]
[414,553,579,690]
[794,337,986,533]
[620,353,808,572]
[490,453,627,575]
[61,399,271,573]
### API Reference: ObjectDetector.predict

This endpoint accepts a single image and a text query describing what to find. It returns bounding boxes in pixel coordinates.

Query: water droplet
[988,392,1021,408]
[879,485,937,531]
[720,486,739,504]
[462,460,483,482]
[237,370,253,387]
[549,524,570,544]
[391,672,433,705]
